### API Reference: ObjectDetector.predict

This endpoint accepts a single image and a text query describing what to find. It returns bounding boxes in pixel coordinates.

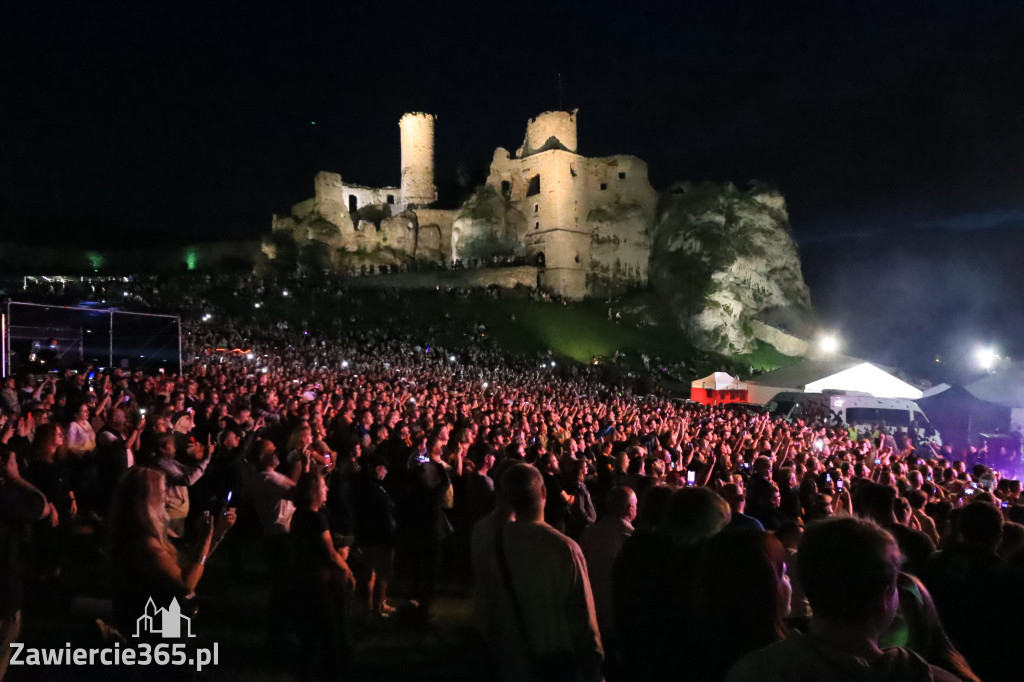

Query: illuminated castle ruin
[265,110,658,299]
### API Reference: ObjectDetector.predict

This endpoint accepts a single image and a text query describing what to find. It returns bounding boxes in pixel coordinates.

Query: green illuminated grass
[203,284,786,380]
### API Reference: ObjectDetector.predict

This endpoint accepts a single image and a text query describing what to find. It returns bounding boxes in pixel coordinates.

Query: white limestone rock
[650,182,814,354]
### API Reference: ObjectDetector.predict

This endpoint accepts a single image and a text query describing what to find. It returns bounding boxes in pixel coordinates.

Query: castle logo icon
[133,597,195,638]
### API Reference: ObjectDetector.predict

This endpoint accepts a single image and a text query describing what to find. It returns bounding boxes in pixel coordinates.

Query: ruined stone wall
[484,140,655,299]
[587,207,650,292]
[290,198,316,221]
[337,184,402,212]
[314,172,403,219]
[519,110,578,157]
[399,112,436,206]
[538,267,587,300]
[581,156,657,208]
[344,265,540,292]
[581,155,657,292]
[414,208,457,261]
[269,111,656,301]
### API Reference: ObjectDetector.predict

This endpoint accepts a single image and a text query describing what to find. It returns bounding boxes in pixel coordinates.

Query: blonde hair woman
[108,468,234,636]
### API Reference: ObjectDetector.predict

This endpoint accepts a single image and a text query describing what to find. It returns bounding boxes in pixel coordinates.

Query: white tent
[690,372,748,404]
[694,372,743,391]
[746,358,923,404]
[804,363,923,399]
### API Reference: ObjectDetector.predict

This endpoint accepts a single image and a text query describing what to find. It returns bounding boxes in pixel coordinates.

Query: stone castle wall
[269,110,657,300]
[344,265,539,292]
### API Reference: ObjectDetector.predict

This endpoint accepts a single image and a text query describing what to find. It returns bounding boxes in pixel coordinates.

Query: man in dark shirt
[854,482,935,576]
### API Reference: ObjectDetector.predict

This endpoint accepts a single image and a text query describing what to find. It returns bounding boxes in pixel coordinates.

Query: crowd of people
[1,275,1023,681]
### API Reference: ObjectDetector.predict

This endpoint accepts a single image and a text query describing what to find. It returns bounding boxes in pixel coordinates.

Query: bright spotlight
[449,355,457,363]
[246,353,254,360]
[976,347,998,371]
[341,360,349,369]
[819,333,840,354]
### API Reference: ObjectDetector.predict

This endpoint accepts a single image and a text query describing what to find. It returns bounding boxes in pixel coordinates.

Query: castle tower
[399,112,437,207]
[519,110,578,158]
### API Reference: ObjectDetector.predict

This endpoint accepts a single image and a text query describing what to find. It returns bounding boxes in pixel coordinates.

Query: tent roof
[750,357,864,389]
[966,367,1024,408]
[692,372,743,391]
[750,357,923,399]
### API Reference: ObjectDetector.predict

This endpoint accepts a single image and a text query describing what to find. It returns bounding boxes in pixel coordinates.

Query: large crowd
[1,275,1023,681]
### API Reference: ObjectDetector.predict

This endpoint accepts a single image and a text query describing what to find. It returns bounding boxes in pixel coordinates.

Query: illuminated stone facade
[266,110,655,299]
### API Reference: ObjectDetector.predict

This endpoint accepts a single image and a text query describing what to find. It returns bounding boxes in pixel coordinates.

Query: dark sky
[2,0,1023,376]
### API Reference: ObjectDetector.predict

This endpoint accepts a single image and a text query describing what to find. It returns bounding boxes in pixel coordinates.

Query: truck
[766,390,930,438]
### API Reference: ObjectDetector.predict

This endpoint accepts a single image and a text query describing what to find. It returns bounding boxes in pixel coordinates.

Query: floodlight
[819,333,840,354]
[976,347,997,371]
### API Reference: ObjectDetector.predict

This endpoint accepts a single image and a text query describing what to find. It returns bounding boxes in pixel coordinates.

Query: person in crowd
[579,486,635,677]
[350,455,397,616]
[246,439,295,642]
[613,486,730,680]
[691,530,790,681]
[474,463,603,682]
[94,408,143,518]
[290,471,356,681]
[564,458,596,540]
[539,453,572,534]
[720,481,764,532]
[0,378,18,416]
[726,517,959,682]
[906,489,940,546]
[151,431,213,539]
[880,573,981,682]
[921,501,1024,682]
[107,467,235,640]
[854,481,935,576]
[66,402,97,457]
[0,446,49,680]
[405,435,454,620]
[465,451,496,525]
[23,423,72,582]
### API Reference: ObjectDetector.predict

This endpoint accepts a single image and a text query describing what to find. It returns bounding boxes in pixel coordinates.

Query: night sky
[2,1,1022,377]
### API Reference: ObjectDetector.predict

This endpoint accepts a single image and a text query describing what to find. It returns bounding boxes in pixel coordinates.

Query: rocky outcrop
[650,182,814,354]
[451,185,527,261]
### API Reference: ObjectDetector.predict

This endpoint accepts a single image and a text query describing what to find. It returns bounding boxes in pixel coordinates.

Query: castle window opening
[618,172,626,179]
[349,195,358,212]
[387,195,394,204]
[501,180,511,197]
[600,183,607,191]
[526,175,541,197]
[534,204,539,213]
[574,253,580,263]
[570,165,577,177]
[535,222,540,230]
